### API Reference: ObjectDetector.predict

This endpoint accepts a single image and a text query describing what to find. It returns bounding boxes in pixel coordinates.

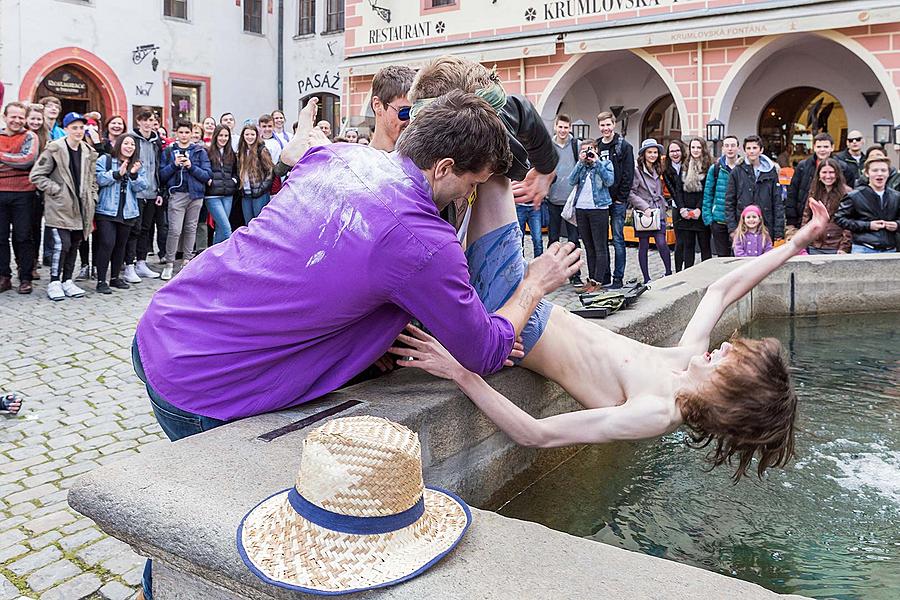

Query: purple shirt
[135,145,514,420]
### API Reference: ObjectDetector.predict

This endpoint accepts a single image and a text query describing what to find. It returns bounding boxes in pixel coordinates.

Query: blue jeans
[132,339,228,600]
[515,204,543,257]
[205,196,233,244]
[241,192,270,225]
[608,202,627,282]
[852,243,893,254]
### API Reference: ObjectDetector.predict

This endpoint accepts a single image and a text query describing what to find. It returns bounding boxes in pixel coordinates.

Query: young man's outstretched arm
[678,199,829,350]
[389,325,674,447]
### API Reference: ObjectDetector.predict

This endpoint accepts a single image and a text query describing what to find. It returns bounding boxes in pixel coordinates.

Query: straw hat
[237,416,471,595]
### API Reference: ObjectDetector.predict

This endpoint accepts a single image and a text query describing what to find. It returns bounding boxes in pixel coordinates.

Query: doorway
[642,94,682,147]
[758,87,847,167]
[35,65,107,118]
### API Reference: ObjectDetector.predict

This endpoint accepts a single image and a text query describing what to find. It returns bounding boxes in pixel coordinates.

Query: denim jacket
[568,159,615,208]
[95,155,149,220]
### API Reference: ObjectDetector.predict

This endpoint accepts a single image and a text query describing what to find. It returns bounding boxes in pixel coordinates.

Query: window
[325,0,344,33]
[429,0,455,6]
[244,0,263,34]
[298,0,316,35]
[171,82,201,124]
[163,0,187,20]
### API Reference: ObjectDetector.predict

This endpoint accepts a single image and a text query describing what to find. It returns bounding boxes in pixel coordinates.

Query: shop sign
[44,69,87,96]
[368,20,445,44]
[297,70,341,95]
[540,0,671,21]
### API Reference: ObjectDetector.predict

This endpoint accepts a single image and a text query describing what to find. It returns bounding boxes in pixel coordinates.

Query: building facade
[341,0,900,161]
[286,0,345,134]
[0,0,346,132]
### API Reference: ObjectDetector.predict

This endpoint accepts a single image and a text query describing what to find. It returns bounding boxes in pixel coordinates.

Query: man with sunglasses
[836,130,865,182]
[369,65,415,152]
[785,132,857,235]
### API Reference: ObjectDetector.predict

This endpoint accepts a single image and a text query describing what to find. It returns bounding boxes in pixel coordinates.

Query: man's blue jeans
[852,243,893,254]
[132,340,228,599]
[607,202,627,282]
[204,195,233,244]
[515,204,543,257]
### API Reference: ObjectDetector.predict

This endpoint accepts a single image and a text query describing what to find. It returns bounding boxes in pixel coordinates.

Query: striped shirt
[0,129,38,192]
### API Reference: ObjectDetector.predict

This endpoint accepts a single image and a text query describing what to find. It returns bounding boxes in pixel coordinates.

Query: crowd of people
[0,96,370,298]
[1,81,899,301]
[526,115,900,291]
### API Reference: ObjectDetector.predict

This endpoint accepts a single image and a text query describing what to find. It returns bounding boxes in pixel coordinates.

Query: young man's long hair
[237,124,272,185]
[676,337,797,482]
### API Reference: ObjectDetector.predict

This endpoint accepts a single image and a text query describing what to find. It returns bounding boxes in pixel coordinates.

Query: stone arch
[19,47,128,117]
[535,49,688,144]
[711,32,900,134]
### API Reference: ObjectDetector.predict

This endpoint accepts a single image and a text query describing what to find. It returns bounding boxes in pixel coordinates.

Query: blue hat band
[287,488,425,535]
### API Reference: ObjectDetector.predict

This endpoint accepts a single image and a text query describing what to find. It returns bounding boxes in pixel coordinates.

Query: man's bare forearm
[495,278,542,336]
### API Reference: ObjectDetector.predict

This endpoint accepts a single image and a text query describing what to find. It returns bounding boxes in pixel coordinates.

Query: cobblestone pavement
[1,263,168,600]
[0,235,669,599]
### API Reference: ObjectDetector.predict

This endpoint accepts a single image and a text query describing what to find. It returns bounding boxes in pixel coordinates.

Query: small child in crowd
[732,204,773,257]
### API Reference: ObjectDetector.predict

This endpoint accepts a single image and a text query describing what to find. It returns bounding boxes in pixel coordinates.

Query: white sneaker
[75,265,90,281]
[47,281,65,301]
[62,279,86,298]
[160,264,174,281]
[123,264,142,284]
[135,261,159,279]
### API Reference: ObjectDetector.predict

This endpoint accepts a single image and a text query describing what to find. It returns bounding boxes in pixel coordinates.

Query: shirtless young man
[391,200,831,481]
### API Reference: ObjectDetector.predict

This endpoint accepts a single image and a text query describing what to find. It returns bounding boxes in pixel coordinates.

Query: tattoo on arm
[517,287,536,311]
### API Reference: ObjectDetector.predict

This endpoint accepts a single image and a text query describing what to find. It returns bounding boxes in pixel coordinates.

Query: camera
[585,151,596,160]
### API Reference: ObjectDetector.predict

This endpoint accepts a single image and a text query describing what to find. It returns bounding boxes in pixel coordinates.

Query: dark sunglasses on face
[388,104,411,121]
[847,137,862,142]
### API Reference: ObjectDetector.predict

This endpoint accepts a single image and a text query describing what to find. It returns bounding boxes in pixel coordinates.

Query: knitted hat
[741,204,763,218]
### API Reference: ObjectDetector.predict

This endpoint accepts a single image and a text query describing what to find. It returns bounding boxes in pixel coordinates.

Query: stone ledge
[68,255,900,599]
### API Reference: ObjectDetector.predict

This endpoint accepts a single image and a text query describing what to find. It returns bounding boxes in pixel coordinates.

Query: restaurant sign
[44,69,88,96]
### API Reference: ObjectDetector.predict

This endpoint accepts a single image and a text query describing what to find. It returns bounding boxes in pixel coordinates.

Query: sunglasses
[847,137,862,142]
[388,103,411,121]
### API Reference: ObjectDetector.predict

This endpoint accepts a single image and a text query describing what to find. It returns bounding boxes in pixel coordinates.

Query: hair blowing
[676,337,798,482]
[395,90,512,176]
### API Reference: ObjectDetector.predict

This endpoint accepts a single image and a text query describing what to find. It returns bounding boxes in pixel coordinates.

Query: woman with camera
[94,134,148,294]
[567,140,614,293]
[629,138,672,284]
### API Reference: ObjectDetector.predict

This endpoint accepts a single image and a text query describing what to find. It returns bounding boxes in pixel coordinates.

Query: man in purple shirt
[132,90,580,600]
[133,90,579,428]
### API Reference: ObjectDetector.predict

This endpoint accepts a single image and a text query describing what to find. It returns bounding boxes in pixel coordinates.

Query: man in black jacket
[835,156,899,253]
[725,135,784,241]
[785,132,856,232]
[835,129,865,182]
[596,111,634,288]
